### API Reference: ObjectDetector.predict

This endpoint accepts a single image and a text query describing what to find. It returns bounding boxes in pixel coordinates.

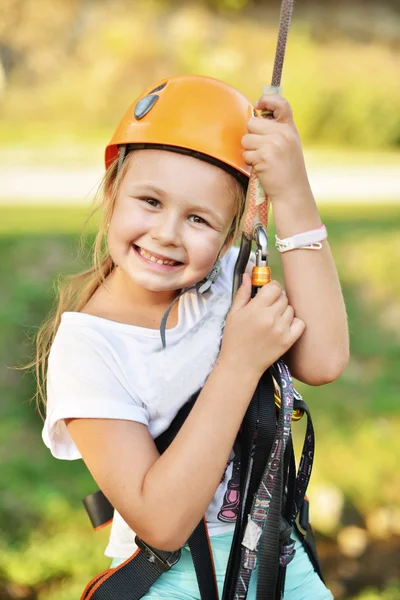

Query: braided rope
[272,0,294,88]
[241,0,294,240]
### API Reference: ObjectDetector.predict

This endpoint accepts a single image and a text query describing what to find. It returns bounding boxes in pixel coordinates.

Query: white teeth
[138,246,178,266]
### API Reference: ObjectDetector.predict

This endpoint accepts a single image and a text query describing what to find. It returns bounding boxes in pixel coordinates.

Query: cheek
[109,204,145,244]
[187,231,225,269]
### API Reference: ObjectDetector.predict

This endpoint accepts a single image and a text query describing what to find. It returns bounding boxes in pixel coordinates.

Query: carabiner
[252,223,271,292]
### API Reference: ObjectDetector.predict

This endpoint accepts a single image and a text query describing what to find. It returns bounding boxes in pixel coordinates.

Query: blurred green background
[1,1,400,599]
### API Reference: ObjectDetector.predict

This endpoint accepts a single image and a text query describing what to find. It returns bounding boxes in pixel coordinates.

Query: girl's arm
[67,357,259,552]
[66,277,305,552]
[272,189,349,385]
[242,95,349,385]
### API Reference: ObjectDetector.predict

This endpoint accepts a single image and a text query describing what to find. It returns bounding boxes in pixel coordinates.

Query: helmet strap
[159,260,223,349]
[117,145,127,174]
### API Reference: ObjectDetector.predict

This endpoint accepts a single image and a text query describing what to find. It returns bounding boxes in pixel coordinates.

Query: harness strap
[274,435,296,596]
[290,399,315,524]
[81,371,317,600]
[255,377,316,600]
[81,545,179,600]
[255,455,285,600]
[231,361,294,599]
[295,510,324,582]
[189,517,220,600]
[222,370,277,600]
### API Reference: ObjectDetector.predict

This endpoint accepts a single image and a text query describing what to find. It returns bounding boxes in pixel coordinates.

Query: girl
[38,75,348,598]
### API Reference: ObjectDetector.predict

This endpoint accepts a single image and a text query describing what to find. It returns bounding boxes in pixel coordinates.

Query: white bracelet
[275,224,327,253]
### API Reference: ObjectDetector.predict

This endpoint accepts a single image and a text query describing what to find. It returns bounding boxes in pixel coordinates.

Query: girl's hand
[220,274,305,377]
[241,95,312,202]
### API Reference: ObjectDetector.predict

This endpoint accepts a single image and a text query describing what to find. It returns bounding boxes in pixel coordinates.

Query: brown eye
[189,215,208,225]
[140,197,160,207]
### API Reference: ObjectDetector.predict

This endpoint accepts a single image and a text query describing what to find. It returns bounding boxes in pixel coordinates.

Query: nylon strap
[221,370,277,600]
[290,399,315,524]
[232,360,294,599]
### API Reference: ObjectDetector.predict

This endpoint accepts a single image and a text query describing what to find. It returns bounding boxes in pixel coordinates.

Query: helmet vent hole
[134,95,159,120]
[149,83,167,94]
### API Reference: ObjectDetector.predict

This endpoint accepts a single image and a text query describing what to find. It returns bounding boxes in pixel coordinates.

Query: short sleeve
[42,327,149,460]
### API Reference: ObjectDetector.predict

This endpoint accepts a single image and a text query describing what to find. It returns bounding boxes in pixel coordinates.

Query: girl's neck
[80,268,182,330]
[110,267,180,309]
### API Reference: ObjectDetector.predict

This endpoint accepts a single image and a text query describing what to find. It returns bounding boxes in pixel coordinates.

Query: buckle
[135,536,181,572]
[279,518,293,545]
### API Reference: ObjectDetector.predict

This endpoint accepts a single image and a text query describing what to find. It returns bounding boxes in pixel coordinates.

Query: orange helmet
[105,74,254,183]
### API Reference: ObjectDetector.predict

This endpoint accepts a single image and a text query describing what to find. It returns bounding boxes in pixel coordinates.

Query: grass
[0,202,399,598]
[0,205,98,235]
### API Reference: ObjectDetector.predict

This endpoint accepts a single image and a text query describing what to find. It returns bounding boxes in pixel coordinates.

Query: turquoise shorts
[110,530,333,599]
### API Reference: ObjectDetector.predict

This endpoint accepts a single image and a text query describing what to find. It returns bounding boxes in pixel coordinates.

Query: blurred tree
[0,0,399,148]
[0,0,399,86]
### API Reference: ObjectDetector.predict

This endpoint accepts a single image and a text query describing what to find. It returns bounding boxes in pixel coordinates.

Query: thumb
[230,273,251,314]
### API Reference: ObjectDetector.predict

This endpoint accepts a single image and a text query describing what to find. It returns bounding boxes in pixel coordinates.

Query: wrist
[271,189,322,239]
[217,349,262,384]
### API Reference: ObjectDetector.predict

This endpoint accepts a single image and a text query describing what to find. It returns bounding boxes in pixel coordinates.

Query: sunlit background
[1,0,400,598]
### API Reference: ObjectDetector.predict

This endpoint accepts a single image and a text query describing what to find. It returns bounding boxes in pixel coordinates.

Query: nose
[151,213,181,246]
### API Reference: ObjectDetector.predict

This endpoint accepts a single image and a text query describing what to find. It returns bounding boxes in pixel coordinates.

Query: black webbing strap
[290,398,315,524]
[256,460,284,599]
[83,520,220,600]
[220,380,258,600]
[273,397,318,599]
[189,517,220,600]
[291,398,323,583]
[255,366,287,600]
[222,369,277,600]
[82,545,180,599]
[82,490,114,531]
[294,518,324,582]
[274,435,297,596]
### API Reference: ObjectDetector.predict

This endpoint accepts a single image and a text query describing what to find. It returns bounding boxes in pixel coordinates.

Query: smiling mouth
[134,245,184,266]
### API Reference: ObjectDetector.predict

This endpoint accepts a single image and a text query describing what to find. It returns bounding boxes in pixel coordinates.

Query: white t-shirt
[42,246,249,558]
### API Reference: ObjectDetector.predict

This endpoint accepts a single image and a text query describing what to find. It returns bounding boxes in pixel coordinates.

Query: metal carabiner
[253,223,268,266]
[251,223,271,293]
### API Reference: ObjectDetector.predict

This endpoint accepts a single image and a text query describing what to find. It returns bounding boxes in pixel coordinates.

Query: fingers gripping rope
[240,0,294,242]
[241,171,269,240]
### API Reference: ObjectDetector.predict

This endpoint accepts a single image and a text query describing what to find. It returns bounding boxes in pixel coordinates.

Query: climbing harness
[81,366,321,600]
[80,1,326,598]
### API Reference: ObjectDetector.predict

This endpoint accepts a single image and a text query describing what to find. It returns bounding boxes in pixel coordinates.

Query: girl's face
[107,149,237,302]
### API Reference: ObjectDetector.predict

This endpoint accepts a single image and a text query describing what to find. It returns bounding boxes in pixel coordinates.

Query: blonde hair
[27,150,247,418]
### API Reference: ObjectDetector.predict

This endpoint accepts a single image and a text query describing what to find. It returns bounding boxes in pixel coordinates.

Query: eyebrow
[129,182,227,227]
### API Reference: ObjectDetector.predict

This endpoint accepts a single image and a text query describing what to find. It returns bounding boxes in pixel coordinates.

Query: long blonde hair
[28,151,247,418]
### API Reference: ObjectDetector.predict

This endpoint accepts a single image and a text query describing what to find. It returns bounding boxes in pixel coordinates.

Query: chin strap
[159,261,222,349]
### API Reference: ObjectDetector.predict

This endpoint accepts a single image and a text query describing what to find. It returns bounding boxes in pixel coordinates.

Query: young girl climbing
[37,75,349,599]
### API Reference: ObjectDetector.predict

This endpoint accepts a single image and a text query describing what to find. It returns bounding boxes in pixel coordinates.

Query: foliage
[353,585,400,600]
[1,2,400,149]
